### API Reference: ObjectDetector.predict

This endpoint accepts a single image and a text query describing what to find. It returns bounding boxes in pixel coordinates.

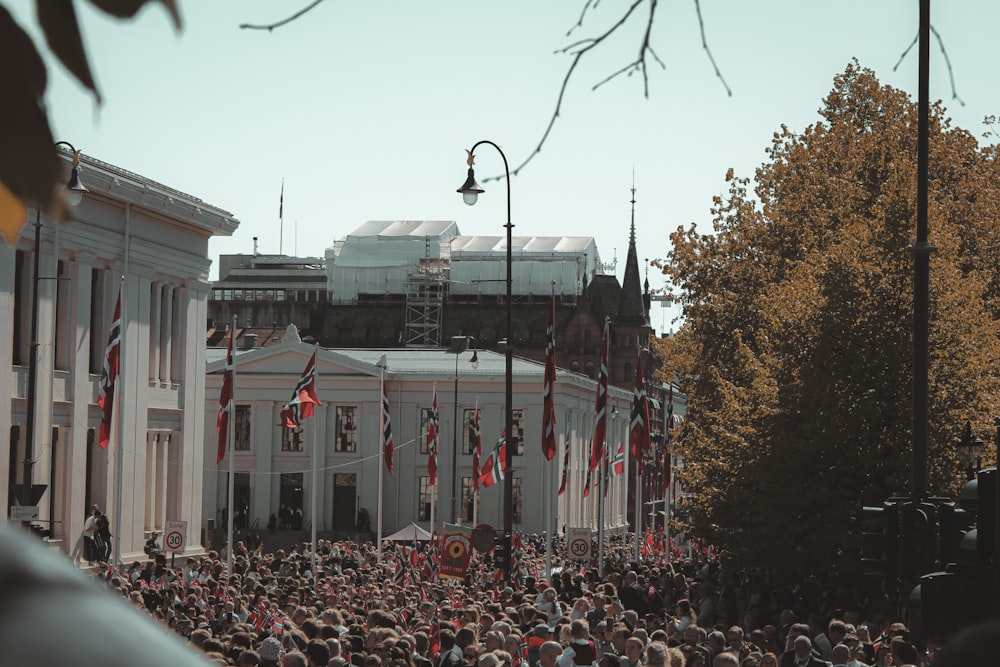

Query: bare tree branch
[593,0,664,97]
[694,0,732,97]
[487,0,730,182]
[240,0,326,31]
[893,25,964,106]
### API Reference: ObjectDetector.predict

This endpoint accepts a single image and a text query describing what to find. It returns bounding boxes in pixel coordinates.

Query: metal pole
[911,0,932,501]
[452,350,460,524]
[377,366,385,564]
[21,210,43,520]
[226,317,236,577]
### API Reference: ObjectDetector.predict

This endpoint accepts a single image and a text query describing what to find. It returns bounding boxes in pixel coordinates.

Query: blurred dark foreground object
[0,520,213,666]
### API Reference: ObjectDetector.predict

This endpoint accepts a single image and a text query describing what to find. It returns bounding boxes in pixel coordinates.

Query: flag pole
[544,441,552,578]
[634,457,642,562]
[112,275,125,569]
[597,436,606,578]
[226,315,236,577]
[377,364,385,564]
[311,405,318,586]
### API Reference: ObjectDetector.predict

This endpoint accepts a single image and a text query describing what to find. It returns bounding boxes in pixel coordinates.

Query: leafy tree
[654,61,1000,582]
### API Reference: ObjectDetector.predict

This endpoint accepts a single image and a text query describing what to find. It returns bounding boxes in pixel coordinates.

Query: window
[461,477,475,523]
[418,476,431,521]
[282,425,303,451]
[585,360,595,379]
[511,409,524,455]
[513,477,523,524]
[461,408,477,454]
[234,405,251,450]
[419,407,435,454]
[335,406,357,452]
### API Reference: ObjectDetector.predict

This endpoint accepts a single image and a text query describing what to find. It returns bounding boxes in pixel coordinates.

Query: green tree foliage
[654,61,1000,582]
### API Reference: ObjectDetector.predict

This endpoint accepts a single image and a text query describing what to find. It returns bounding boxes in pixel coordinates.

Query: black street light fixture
[17,143,88,524]
[957,421,983,482]
[457,141,514,583]
[448,335,478,524]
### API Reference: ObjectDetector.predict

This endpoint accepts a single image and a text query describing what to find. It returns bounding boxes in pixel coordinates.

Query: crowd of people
[82,533,992,667]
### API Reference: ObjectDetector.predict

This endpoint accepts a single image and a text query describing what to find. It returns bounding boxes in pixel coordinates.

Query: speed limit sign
[164,520,187,552]
[566,527,592,560]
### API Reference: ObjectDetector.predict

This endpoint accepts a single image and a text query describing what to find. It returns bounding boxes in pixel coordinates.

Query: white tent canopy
[384,522,432,542]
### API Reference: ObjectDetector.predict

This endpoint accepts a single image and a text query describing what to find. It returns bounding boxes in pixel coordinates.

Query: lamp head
[457,167,484,206]
[63,147,89,207]
[65,164,89,206]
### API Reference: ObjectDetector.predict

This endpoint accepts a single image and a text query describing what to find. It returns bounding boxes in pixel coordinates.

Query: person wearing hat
[526,625,553,667]
[260,637,286,666]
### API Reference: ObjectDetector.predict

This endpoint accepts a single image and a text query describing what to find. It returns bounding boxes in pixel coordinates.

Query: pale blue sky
[14,1,1000,333]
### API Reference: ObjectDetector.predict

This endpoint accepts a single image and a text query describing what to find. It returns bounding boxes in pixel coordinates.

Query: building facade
[203,328,633,539]
[2,150,237,559]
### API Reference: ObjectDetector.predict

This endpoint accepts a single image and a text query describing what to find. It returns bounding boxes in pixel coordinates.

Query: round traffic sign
[165,530,184,551]
[471,523,496,552]
[569,537,590,558]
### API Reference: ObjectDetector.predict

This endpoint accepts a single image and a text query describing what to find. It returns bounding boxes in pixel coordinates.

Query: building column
[145,432,157,530]
[148,281,161,382]
[157,432,168,531]
[160,285,173,384]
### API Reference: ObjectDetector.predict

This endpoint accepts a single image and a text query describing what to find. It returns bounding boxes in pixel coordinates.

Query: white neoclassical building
[1,149,237,559]
[202,328,632,539]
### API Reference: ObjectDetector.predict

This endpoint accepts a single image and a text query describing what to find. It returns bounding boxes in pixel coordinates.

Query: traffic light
[861,501,899,590]
[899,501,936,589]
[493,534,508,568]
[938,500,971,566]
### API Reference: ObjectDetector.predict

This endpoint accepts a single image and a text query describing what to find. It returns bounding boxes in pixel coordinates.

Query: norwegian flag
[557,437,571,496]
[541,291,557,461]
[97,287,122,448]
[583,466,593,498]
[479,431,507,488]
[612,442,625,476]
[393,545,406,584]
[427,386,439,485]
[381,367,395,476]
[629,352,650,474]
[216,322,235,464]
[471,404,482,492]
[272,616,285,634]
[280,349,321,427]
[588,318,610,472]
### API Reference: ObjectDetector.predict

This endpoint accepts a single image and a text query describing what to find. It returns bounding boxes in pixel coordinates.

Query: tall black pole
[21,209,43,517]
[912,0,931,501]
[460,140,514,583]
[451,348,460,524]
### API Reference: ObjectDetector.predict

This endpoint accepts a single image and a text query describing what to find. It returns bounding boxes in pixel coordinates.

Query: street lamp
[957,421,983,482]
[17,143,88,526]
[448,335,478,524]
[457,141,513,582]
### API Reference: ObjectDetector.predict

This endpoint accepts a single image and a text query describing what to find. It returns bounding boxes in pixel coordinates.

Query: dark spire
[617,178,648,326]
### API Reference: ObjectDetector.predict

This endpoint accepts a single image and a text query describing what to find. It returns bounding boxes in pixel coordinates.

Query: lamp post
[17,143,88,524]
[957,421,983,482]
[457,141,514,583]
[449,336,478,524]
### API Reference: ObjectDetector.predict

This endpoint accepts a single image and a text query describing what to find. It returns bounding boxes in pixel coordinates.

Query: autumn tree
[654,61,1000,582]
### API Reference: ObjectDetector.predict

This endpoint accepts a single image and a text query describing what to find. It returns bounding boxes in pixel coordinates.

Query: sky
[13,0,1000,334]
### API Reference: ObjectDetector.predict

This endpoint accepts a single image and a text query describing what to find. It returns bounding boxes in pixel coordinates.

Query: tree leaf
[0,6,61,220]
[36,0,102,103]
[87,0,182,30]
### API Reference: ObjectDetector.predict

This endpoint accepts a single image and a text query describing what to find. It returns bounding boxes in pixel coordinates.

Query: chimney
[243,333,258,350]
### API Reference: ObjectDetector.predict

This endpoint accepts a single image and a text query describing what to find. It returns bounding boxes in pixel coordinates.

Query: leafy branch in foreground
[0,0,180,245]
